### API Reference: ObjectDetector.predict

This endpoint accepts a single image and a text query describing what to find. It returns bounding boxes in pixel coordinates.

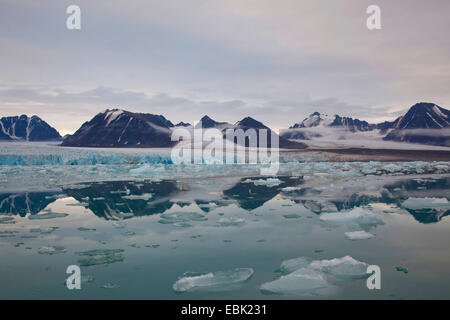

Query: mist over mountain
[281,102,450,147]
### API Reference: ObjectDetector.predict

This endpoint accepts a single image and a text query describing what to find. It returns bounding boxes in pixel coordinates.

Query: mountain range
[62,110,307,149]
[281,102,450,147]
[1,102,448,148]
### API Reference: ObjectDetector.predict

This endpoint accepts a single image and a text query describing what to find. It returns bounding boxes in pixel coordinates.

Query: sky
[0,0,449,135]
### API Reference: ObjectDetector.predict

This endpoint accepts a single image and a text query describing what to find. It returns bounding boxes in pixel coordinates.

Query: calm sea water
[0,173,449,299]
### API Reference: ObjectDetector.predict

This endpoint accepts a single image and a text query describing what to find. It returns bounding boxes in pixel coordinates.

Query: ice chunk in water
[216,217,245,227]
[278,257,312,274]
[28,212,69,220]
[309,256,369,279]
[158,212,207,226]
[263,255,369,294]
[344,231,375,240]
[319,207,383,226]
[173,268,254,292]
[260,268,328,294]
[38,246,67,255]
[242,178,282,187]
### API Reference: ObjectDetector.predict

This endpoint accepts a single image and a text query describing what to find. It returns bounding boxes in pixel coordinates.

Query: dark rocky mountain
[330,115,375,132]
[383,103,450,146]
[0,115,61,141]
[388,102,449,130]
[230,117,307,149]
[61,109,177,148]
[195,115,230,129]
[175,121,191,127]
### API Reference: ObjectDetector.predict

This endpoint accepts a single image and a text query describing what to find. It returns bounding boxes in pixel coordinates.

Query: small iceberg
[158,212,207,226]
[261,255,369,295]
[242,178,282,187]
[319,207,383,226]
[344,231,375,240]
[261,268,328,294]
[38,246,67,255]
[216,217,245,227]
[173,268,254,292]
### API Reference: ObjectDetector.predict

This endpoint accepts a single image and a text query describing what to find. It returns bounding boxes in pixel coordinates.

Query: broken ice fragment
[261,268,328,294]
[38,246,67,255]
[344,231,375,240]
[309,256,369,279]
[216,217,245,227]
[158,212,207,225]
[278,257,312,274]
[320,207,383,226]
[28,212,69,220]
[173,268,254,292]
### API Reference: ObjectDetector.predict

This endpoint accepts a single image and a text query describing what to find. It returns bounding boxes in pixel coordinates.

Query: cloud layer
[0,0,449,134]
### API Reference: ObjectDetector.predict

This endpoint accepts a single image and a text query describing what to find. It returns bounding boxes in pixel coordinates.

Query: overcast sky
[1,0,449,135]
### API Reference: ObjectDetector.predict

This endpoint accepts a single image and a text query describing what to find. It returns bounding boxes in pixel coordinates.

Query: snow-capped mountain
[61,109,176,147]
[290,112,335,128]
[282,112,374,140]
[282,102,450,147]
[383,103,450,146]
[0,115,61,141]
[387,102,449,130]
[289,112,375,132]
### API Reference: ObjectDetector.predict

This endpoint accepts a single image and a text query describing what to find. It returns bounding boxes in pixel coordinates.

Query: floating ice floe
[158,211,207,226]
[281,186,303,192]
[309,256,369,279]
[216,217,245,227]
[401,197,449,210]
[173,268,254,292]
[278,257,312,274]
[319,207,383,226]
[28,212,69,220]
[38,246,67,255]
[260,268,328,294]
[76,249,125,266]
[122,193,154,200]
[242,178,282,187]
[261,255,369,295]
[344,231,375,240]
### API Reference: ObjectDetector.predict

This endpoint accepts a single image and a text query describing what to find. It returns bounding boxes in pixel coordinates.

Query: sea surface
[0,142,449,299]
